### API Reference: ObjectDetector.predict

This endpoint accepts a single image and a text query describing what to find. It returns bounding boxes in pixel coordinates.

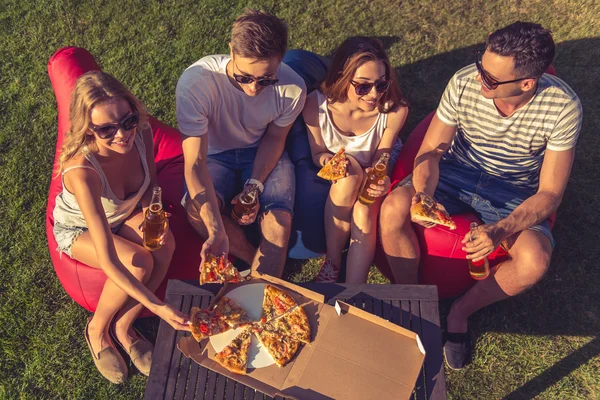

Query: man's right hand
[411,191,438,228]
[199,233,229,271]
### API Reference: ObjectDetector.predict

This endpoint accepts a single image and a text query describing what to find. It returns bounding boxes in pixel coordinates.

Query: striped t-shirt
[437,64,583,191]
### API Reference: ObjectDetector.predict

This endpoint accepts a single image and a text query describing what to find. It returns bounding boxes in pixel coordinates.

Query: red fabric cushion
[46,47,202,312]
[376,65,558,298]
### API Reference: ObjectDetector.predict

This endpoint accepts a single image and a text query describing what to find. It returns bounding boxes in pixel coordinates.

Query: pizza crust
[317,147,347,181]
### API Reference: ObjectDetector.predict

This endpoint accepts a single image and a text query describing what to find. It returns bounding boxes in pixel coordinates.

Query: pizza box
[177,271,426,400]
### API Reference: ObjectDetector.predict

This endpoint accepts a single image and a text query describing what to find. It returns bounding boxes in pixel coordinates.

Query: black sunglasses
[233,73,279,87]
[475,51,532,90]
[350,80,391,96]
[89,111,139,139]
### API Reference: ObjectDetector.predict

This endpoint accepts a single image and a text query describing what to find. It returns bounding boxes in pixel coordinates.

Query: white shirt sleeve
[547,96,583,151]
[176,80,210,137]
[272,81,307,128]
[436,73,460,127]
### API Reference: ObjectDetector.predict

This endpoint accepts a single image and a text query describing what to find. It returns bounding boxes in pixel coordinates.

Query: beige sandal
[111,325,154,376]
[84,317,128,384]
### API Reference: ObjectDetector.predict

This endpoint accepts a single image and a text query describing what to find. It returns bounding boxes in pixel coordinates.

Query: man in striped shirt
[380,22,582,369]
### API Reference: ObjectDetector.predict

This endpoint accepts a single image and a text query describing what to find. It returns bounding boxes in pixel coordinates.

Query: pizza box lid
[178,272,426,400]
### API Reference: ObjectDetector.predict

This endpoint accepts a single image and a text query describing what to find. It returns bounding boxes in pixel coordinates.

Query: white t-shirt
[176,55,307,155]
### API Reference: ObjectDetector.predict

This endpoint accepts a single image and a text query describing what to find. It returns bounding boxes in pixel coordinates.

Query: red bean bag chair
[46,47,203,313]
[375,66,557,298]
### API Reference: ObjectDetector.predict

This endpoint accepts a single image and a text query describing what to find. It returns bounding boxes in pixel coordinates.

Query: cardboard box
[178,272,425,400]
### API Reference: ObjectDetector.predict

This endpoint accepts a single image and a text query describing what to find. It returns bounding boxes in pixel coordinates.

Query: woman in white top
[303,37,408,284]
[53,71,189,383]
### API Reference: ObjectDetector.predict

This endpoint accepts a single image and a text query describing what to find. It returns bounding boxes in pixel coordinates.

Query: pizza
[260,285,298,323]
[276,306,311,344]
[317,147,348,181]
[212,296,253,328]
[410,193,457,230]
[189,307,231,342]
[252,322,300,367]
[214,327,252,375]
[200,253,242,285]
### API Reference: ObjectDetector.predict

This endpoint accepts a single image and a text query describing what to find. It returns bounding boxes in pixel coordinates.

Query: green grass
[1,0,599,399]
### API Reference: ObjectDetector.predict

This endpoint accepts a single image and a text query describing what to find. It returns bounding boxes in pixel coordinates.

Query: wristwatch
[245,178,264,194]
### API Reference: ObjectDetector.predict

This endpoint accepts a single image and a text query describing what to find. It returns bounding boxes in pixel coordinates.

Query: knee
[352,203,376,230]
[261,210,292,242]
[513,246,552,285]
[380,189,412,231]
[130,250,154,282]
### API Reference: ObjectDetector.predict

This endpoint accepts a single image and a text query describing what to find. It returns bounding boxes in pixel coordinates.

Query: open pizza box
[177,271,426,400]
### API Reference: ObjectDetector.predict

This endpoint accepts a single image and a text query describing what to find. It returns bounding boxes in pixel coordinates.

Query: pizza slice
[276,306,311,344]
[317,147,348,181]
[189,307,232,342]
[200,253,242,285]
[252,322,300,367]
[260,285,298,323]
[410,194,457,230]
[214,327,252,375]
[212,296,253,328]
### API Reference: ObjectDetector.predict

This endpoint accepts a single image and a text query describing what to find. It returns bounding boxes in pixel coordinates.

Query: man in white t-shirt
[380,22,582,369]
[176,9,306,278]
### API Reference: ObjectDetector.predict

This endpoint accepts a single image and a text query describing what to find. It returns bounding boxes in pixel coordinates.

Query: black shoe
[443,331,472,370]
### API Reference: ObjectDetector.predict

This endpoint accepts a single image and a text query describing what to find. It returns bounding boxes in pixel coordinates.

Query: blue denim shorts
[405,160,554,247]
[184,147,295,217]
[54,221,123,258]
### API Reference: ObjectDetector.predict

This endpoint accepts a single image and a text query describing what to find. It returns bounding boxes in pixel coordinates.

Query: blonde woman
[53,71,189,383]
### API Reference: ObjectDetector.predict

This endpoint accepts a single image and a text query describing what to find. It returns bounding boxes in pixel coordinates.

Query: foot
[315,258,340,283]
[443,331,472,370]
[87,318,112,358]
[113,322,153,376]
[113,322,139,351]
[84,317,128,383]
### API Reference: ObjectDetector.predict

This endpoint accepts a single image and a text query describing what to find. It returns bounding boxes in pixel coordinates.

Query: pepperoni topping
[199,323,209,334]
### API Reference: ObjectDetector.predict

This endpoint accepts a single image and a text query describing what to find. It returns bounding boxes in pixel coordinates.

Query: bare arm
[303,92,331,167]
[464,148,575,260]
[412,114,458,196]
[373,106,408,167]
[181,134,225,238]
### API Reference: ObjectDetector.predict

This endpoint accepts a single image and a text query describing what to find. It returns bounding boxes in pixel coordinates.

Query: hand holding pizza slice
[200,253,243,285]
[410,192,457,230]
[317,147,348,181]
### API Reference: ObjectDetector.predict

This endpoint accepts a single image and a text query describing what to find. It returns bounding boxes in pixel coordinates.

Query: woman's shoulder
[383,104,409,130]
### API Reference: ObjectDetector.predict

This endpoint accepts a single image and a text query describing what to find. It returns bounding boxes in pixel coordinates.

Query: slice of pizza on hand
[252,322,300,368]
[189,307,232,342]
[260,285,298,323]
[214,327,252,375]
[200,253,242,285]
[212,296,253,328]
[317,147,348,181]
[410,193,457,230]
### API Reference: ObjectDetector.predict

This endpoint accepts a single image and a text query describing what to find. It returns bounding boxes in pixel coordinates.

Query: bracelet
[245,178,264,194]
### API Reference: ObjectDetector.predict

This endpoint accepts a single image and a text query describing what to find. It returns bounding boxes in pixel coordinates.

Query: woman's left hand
[138,211,172,245]
[364,168,391,198]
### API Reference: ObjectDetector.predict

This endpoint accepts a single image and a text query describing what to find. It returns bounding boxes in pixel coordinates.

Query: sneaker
[443,331,472,370]
[315,258,340,283]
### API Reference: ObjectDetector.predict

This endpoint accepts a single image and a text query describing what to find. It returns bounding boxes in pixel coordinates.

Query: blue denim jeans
[432,160,554,247]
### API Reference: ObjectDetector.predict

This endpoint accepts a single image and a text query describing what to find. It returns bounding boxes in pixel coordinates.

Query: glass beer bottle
[231,185,259,224]
[468,222,490,280]
[143,186,167,251]
[358,153,390,205]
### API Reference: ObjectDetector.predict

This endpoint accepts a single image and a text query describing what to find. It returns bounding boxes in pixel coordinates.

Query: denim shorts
[54,221,123,258]
[403,160,554,247]
[184,147,295,217]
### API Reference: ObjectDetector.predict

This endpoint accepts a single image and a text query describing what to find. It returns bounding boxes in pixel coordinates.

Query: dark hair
[230,9,287,59]
[486,21,555,79]
[320,36,408,113]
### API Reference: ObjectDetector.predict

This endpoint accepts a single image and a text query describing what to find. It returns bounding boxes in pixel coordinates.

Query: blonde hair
[57,71,150,174]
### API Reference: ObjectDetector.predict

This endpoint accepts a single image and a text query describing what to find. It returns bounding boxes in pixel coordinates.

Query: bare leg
[345,198,383,284]
[324,156,364,267]
[252,209,292,278]
[379,185,420,284]
[447,229,552,333]
[185,197,256,265]
[71,227,155,358]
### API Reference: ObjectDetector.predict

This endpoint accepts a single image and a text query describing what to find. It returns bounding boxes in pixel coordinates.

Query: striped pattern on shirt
[437,64,583,191]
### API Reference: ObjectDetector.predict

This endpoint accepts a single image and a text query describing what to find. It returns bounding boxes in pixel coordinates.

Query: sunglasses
[89,111,139,139]
[475,51,532,90]
[232,60,279,87]
[350,80,391,96]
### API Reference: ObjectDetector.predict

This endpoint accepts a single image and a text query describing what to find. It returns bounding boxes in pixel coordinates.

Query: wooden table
[144,280,447,400]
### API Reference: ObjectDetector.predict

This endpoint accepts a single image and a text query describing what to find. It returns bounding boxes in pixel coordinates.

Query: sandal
[314,258,341,283]
[84,317,128,384]
[443,331,472,370]
[110,325,154,376]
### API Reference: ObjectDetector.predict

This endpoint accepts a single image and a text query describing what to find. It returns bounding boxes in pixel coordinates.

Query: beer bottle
[358,153,390,205]
[231,185,259,224]
[143,186,167,251]
[467,222,490,280]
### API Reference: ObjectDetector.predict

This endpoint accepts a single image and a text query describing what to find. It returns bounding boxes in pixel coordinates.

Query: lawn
[1,0,599,399]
